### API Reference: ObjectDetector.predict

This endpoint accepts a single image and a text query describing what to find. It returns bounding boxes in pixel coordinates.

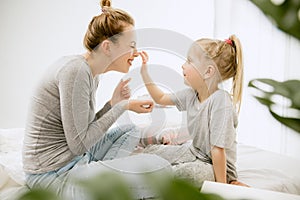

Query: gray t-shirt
[23,55,126,174]
[170,88,238,182]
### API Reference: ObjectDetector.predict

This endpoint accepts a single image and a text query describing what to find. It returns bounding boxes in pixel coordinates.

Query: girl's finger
[139,51,148,64]
[141,51,148,57]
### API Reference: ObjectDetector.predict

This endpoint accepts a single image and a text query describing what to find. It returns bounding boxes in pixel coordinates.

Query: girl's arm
[139,51,174,106]
[211,146,227,183]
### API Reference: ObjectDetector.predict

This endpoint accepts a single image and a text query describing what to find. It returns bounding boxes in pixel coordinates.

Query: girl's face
[182,43,207,89]
[109,25,138,73]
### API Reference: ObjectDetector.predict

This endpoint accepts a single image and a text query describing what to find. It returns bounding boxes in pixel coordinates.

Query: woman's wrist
[112,100,129,111]
[122,100,130,110]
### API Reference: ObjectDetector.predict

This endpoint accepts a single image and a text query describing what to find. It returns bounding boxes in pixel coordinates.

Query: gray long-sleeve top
[23,55,126,174]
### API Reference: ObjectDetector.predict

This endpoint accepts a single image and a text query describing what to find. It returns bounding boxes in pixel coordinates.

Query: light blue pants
[25,124,140,200]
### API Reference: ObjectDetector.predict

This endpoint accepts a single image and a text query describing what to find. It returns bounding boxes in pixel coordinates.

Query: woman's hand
[110,78,131,106]
[127,99,154,113]
[139,51,149,75]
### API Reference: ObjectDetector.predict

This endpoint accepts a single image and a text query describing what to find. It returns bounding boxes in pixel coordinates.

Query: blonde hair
[197,35,244,113]
[83,0,135,51]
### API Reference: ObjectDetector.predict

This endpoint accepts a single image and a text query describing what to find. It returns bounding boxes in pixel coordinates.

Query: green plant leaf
[270,110,300,133]
[248,78,300,133]
[77,172,134,200]
[144,174,225,200]
[17,188,62,200]
[253,96,274,106]
[250,0,300,40]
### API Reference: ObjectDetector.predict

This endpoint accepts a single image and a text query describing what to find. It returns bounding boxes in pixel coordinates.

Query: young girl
[139,35,248,187]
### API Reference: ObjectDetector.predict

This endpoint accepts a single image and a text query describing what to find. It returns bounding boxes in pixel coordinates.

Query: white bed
[1,126,300,199]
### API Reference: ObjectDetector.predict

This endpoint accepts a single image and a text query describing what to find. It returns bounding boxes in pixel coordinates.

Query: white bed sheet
[201,181,300,200]
[1,128,300,199]
[0,128,26,200]
[236,143,300,195]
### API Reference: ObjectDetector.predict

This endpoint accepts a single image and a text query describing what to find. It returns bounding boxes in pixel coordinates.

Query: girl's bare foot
[230,180,250,187]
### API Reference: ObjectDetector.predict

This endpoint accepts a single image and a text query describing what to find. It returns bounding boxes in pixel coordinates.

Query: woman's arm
[95,101,111,120]
[96,78,131,120]
[59,65,153,156]
[211,146,227,183]
[139,51,174,106]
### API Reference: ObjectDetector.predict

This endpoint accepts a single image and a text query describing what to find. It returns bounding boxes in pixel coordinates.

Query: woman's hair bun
[100,0,111,8]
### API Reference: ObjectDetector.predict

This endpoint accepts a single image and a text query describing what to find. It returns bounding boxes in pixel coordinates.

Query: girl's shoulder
[175,88,196,98]
[209,89,233,109]
[212,89,231,100]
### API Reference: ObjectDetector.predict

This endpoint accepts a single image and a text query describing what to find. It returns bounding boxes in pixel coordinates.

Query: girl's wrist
[140,69,147,76]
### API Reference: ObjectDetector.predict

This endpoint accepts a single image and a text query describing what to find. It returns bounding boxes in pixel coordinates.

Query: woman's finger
[120,78,131,88]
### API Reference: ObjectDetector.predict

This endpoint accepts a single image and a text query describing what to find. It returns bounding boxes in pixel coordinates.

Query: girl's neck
[196,84,218,102]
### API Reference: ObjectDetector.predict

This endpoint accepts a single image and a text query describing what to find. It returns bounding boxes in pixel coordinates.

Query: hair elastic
[225,39,233,46]
[101,7,109,14]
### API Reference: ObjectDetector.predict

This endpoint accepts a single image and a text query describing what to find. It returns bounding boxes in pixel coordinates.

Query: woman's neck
[83,52,109,77]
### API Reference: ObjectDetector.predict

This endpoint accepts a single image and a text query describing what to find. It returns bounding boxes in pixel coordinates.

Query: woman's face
[109,25,138,73]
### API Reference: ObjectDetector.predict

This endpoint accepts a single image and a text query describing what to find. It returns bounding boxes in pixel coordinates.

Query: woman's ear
[100,40,111,56]
[203,65,216,79]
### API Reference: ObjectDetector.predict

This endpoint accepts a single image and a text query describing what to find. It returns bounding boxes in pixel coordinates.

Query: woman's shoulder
[55,55,90,76]
[58,55,88,69]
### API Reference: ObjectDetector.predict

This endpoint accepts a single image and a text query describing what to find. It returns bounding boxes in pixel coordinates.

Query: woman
[22,0,153,199]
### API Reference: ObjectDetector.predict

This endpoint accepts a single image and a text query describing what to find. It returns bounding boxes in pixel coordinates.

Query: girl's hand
[111,78,131,106]
[139,51,149,74]
[127,99,154,113]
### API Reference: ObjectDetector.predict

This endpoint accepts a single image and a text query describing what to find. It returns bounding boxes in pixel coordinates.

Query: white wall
[0,0,213,128]
[1,0,300,158]
[0,0,98,127]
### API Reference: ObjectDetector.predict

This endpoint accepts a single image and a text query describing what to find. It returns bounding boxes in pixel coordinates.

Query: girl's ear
[203,65,216,79]
[100,40,111,56]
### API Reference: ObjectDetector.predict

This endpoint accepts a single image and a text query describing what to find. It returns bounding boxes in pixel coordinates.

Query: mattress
[1,127,300,199]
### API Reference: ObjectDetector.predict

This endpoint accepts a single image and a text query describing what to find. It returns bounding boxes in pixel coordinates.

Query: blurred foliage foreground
[249,79,300,133]
[250,0,300,40]
[17,172,225,200]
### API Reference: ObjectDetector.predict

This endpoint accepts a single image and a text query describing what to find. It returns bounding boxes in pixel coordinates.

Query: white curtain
[213,0,300,158]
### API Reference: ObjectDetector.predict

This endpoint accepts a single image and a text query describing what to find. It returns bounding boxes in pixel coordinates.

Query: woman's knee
[120,124,139,133]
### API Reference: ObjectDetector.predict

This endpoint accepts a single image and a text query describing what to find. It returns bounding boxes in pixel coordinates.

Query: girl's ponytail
[229,35,244,113]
